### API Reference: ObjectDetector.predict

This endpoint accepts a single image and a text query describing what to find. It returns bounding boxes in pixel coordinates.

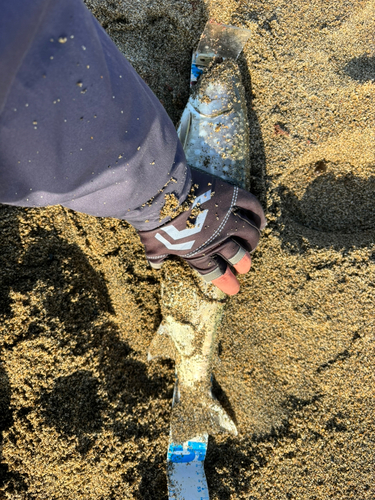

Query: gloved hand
[139,169,266,295]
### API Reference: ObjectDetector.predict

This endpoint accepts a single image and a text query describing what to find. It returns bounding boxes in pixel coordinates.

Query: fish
[148,54,251,444]
[148,258,236,443]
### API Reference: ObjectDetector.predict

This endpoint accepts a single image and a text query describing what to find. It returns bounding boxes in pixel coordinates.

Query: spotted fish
[148,51,251,445]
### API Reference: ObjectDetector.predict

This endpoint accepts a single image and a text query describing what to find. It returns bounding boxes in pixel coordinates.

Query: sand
[1,0,374,498]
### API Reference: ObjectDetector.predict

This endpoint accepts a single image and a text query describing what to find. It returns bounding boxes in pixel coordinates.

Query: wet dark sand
[1,0,374,498]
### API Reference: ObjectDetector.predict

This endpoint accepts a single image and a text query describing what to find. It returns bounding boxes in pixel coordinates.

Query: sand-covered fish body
[178,59,250,191]
[149,258,237,443]
[148,59,251,443]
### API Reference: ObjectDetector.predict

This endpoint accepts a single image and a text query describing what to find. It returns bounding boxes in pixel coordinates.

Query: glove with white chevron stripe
[138,169,266,295]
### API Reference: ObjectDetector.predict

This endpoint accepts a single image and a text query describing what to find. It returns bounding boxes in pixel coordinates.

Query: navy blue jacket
[0,0,191,229]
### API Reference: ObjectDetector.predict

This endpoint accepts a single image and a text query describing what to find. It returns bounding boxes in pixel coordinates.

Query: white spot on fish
[82,45,86,50]
[58,37,67,44]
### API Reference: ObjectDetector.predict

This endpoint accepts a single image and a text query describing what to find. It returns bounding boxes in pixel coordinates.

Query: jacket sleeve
[0,0,191,230]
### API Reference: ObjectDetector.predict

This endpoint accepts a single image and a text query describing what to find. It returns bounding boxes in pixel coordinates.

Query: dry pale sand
[1,0,374,499]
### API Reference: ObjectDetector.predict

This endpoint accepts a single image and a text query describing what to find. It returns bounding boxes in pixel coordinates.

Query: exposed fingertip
[148,260,164,270]
[233,252,251,274]
[211,267,240,295]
